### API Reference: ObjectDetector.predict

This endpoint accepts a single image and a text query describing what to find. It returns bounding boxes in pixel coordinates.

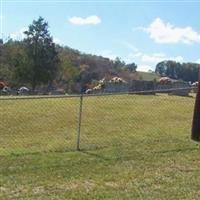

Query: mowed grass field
[1,94,200,199]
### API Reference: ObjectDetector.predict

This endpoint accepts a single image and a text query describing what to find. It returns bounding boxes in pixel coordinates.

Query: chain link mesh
[0,88,196,155]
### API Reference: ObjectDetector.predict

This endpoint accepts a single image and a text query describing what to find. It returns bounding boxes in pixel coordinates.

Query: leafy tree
[0,39,22,85]
[124,62,137,72]
[155,60,200,82]
[57,49,77,82]
[5,40,29,85]
[114,57,125,72]
[23,16,59,91]
[1,17,144,93]
[155,61,168,76]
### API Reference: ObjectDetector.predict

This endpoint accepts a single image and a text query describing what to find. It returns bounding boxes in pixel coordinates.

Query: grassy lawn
[1,94,200,199]
[136,71,160,81]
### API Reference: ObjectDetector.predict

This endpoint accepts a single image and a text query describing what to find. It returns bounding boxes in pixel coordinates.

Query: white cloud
[124,52,142,63]
[132,52,142,57]
[125,51,183,64]
[137,64,153,72]
[10,27,27,40]
[68,15,101,25]
[53,38,62,45]
[141,53,183,63]
[124,50,184,72]
[140,18,200,44]
[98,50,117,60]
[196,58,200,64]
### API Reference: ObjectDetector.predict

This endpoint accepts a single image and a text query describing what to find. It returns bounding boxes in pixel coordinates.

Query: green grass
[1,94,200,199]
[137,71,160,81]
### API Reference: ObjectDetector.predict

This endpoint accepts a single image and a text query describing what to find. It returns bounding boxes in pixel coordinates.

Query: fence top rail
[0,86,197,101]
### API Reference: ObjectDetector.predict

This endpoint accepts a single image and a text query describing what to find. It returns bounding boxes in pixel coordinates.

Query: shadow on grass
[80,150,112,162]
[1,144,199,162]
[154,147,199,154]
[81,145,200,163]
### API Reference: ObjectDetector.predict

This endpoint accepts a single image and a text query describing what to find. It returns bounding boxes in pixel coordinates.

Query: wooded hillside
[0,17,199,94]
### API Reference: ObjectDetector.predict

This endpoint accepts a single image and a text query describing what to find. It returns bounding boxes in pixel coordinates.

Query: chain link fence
[0,87,196,156]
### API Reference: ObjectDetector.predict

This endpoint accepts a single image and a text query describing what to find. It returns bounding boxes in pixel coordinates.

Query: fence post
[76,94,83,151]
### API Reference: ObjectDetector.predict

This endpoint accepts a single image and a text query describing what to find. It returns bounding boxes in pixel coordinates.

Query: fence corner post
[76,94,83,151]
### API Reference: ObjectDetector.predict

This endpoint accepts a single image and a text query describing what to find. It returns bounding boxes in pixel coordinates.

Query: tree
[24,16,59,91]
[57,48,79,93]
[155,60,200,82]
[114,57,125,72]
[0,39,21,85]
[124,62,137,72]
[155,61,168,76]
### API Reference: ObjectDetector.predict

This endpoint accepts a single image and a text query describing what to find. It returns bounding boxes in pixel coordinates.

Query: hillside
[0,41,138,93]
[1,39,199,95]
[1,16,200,94]
[137,71,160,81]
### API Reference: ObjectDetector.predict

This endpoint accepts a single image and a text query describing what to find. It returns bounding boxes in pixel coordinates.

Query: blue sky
[1,0,200,71]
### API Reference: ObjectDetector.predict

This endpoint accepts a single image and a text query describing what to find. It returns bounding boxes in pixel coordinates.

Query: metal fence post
[76,94,83,151]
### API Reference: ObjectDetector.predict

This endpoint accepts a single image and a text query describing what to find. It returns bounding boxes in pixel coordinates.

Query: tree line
[0,17,138,93]
[0,17,200,94]
[155,61,200,83]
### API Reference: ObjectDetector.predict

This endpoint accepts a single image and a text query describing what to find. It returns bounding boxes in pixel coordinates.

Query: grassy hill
[137,71,161,81]
[1,94,200,199]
